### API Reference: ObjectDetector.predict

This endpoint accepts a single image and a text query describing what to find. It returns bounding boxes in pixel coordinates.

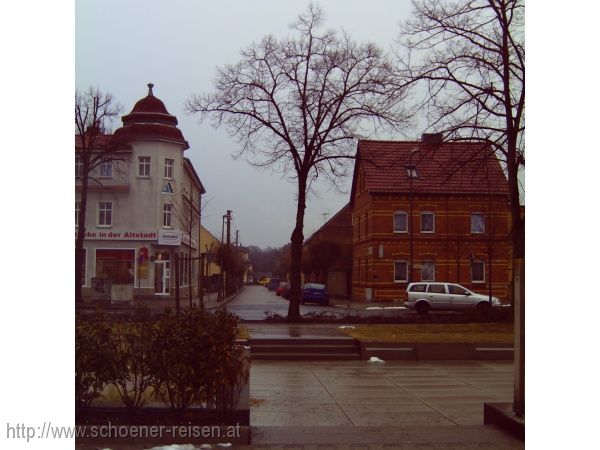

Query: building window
[163,204,173,228]
[421,261,435,281]
[164,158,174,179]
[393,211,408,233]
[179,253,190,286]
[99,159,113,178]
[471,213,485,234]
[471,261,485,283]
[75,201,80,226]
[138,156,151,177]
[421,212,435,233]
[97,201,112,227]
[394,261,408,283]
[162,182,174,194]
[406,165,418,178]
[96,249,134,284]
[75,155,82,178]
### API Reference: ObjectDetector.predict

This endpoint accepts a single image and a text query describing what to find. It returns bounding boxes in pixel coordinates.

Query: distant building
[349,135,513,302]
[303,204,353,298]
[76,84,205,301]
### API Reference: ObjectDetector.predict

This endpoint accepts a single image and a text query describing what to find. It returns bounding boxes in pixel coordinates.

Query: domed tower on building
[76,84,205,303]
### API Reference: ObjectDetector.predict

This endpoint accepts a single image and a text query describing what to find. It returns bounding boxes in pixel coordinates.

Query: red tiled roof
[354,140,509,197]
[75,134,113,149]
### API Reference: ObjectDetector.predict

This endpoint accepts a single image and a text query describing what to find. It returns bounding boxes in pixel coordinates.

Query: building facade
[76,84,205,301]
[303,204,353,298]
[350,136,513,303]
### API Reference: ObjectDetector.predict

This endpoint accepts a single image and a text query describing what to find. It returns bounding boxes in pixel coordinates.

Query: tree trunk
[287,175,308,322]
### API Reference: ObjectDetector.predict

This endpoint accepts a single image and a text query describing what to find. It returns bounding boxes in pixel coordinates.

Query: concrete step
[249,337,361,360]
[251,352,361,361]
[251,425,524,447]
[251,344,358,353]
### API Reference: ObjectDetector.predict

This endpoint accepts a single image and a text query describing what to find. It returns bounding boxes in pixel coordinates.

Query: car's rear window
[427,283,447,294]
[304,283,325,290]
[409,284,427,292]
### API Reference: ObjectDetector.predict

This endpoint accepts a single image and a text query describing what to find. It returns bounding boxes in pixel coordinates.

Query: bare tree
[75,87,124,304]
[173,181,202,310]
[187,5,410,321]
[398,0,524,258]
[446,215,470,284]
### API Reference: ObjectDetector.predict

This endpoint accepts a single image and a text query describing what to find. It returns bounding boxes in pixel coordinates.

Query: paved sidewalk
[250,360,516,428]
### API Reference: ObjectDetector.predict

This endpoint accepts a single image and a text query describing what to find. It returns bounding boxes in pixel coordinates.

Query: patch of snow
[365,306,383,310]
[338,325,356,329]
[384,306,407,310]
[217,444,233,448]
[368,356,385,364]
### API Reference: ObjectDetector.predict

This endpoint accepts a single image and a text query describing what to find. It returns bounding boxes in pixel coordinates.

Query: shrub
[106,305,154,415]
[148,306,249,417]
[75,314,113,410]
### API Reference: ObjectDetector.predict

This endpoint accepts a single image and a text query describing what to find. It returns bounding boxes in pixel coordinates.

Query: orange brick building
[350,135,513,303]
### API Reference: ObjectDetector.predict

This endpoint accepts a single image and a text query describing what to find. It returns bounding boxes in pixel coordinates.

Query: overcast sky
[76,0,415,248]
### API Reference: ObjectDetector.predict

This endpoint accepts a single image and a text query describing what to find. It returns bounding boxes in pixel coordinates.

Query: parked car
[405,282,501,315]
[276,281,289,297]
[267,277,281,291]
[301,283,330,306]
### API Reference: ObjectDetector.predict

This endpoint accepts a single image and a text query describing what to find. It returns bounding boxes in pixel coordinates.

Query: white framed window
[406,165,418,178]
[99,159,113,178]
[164,158,174,179]
[163,203,173,228]
[75,155,82,178]
[471,260,485,283]
[75,201,81,226]
[138,156,151,177]
[421,261,435,281]
[471,213,485,234]
[179,253,190,286]
[394,261,408,283]
[421,212,435,233]
[393,211,408,233]
[162,182,174,194]
[97,201,113,227]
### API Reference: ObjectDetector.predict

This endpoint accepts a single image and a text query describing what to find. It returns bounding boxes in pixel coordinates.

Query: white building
[76,84,205,301]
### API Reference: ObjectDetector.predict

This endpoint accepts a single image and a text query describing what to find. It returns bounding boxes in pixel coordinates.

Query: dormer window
[406,165,418,178]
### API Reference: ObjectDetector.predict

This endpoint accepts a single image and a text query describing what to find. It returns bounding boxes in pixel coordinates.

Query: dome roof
[111,83,189,149]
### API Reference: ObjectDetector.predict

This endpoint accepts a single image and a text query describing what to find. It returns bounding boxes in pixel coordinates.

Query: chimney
[421,133,443,145]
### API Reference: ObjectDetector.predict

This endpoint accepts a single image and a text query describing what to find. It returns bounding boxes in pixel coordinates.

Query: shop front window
[95,249,135,284]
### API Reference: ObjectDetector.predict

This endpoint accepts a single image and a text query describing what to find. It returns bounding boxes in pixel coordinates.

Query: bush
[75,314,113,410]
[75,306,249,420]
[148,307,249,418]
[107,305,154,415]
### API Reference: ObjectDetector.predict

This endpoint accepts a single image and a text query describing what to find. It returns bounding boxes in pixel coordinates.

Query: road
[224,285,415,321]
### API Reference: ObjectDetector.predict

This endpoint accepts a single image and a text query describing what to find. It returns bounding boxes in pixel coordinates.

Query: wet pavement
[250,360,516,428]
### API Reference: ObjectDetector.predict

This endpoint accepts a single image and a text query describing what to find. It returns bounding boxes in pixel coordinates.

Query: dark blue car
[301,283,330,306]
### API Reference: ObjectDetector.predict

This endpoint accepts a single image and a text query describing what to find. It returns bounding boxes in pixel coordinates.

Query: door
[425,283,449,309]
[154,260,171,295]
[447,284,472,310]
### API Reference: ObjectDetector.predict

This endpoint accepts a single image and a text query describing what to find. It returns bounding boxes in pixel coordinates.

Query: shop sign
[76,230,158,241]
[158,229,182,246]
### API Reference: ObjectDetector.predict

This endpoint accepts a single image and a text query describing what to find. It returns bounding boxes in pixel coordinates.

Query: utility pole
[225,210,232,296]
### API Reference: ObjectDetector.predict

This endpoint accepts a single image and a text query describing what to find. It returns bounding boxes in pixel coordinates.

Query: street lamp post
[408,149,417,283]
